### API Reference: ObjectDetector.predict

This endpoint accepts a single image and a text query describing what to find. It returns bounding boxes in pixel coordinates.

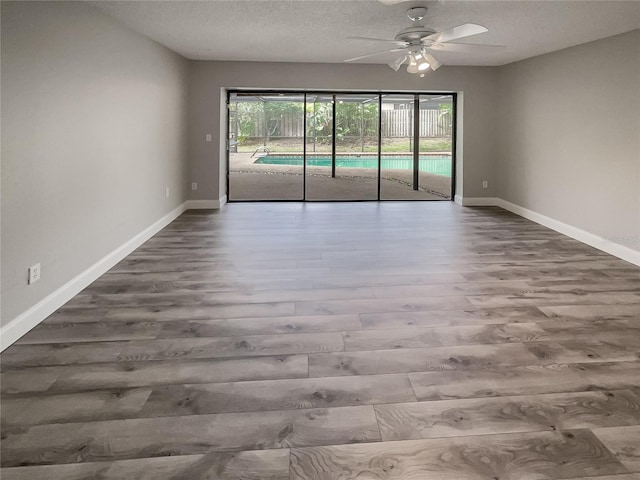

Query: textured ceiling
[91,0,640,66]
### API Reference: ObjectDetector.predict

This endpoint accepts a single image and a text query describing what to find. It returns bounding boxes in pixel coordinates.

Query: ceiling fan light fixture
[345,9,495,77]
[388,55,407,72]
[406,49,429,75]
[406,56,419,74]
[423,53,442,71]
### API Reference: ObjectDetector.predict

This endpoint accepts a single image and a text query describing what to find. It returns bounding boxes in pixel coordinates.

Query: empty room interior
[2,0,640,479]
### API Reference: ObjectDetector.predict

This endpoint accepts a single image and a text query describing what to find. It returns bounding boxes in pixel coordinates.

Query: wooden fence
[244,109,451,138]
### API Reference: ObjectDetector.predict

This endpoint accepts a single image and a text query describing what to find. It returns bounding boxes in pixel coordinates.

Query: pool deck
[229,153,452,201]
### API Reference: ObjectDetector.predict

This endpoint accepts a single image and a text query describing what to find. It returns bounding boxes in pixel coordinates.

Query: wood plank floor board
[370,280,534,299]
[294,295,474,316]
[0,406,381,467]
[2,203,639,479]
[467,291,640,308]
[107,261,334,277]
[539,304,640,320]
[327,252,615,268]
[72,286,378,305]
[66,291,325,309]
[555,476,640,480]
[593,426,640,472]
[290,429,628,480]
[63,291,211,308]
[343,322,547,351]
[1,332,343,368]
[17,314,364,345]
[0,368,61,394]
[311,272,467,288]
[525,338,640,365]
[602,269,640,279]
[527,279,640,293]
[156,314,363,338]
[0,450,291,480]
[408,361,640,400]
[44,303,298,324]
[308,343,544,377]
[359,306,548,329]
[140,373,416,417]
[1,355,309,394]
[309,338,639,378]
[461,268,612,282]
[80,278,317,295]
[321,258,630,277]
[471,258,635,273]
[534,319,640,343]
[374,390,640,441]
[0,388,153,427]
[14,321,163,345]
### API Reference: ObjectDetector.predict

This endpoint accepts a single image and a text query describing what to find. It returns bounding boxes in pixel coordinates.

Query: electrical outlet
[28,263,41,285]
[165,187,170,198]
[191,182,198,191]
[482,180,489,189]
[205,134,212,142]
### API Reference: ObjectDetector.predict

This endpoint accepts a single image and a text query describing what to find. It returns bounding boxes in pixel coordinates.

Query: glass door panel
[380,95,420,200]
[228,93,304,201]
[332,94,379,200]
[418,94,454,200]
[380,94,452,200]
[304,95,334,201]
[306,94,379,201]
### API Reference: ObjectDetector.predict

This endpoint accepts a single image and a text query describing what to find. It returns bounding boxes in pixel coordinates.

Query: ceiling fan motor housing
[394,26,436,43]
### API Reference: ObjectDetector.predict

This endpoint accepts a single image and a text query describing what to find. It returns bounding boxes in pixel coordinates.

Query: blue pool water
[255,155,452,177]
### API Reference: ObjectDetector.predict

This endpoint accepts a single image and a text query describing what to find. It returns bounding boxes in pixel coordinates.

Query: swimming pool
[255,155,452,177]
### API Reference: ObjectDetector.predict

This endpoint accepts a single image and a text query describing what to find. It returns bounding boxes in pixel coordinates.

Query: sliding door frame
[226,89,457,202]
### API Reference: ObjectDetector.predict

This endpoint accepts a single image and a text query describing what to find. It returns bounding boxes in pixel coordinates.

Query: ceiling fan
[345,7,503,76]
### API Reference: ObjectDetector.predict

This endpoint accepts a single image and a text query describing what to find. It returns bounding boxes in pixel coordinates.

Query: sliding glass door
[306,94,379,201]
[228,93,304,201]
[380,94,454,200]
[305,94,334,200]
[419,94,454,200]
[227,91,454,202]
[380,94,417,200]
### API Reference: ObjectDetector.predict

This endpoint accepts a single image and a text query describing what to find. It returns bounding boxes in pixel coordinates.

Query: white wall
[1,1,190,326]
[497,30,640,257]
[187,61,500,203]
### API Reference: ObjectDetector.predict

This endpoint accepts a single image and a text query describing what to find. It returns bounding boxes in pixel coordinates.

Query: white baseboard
[0,202,189,352]
[186,196,227,210]
[495,199,640,267]
[454,194,463,205]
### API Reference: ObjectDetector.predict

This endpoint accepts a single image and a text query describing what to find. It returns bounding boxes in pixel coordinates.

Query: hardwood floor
[1,202,640,479]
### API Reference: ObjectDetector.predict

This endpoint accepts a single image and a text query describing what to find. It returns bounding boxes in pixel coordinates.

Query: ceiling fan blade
[425,23,488,44]
[344,48,405,63]
[347,36,407,46]
[422,53,442,71]
[427,42,505,53]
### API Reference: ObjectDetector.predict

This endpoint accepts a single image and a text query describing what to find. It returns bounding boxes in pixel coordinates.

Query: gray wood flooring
[1,202,639,479]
